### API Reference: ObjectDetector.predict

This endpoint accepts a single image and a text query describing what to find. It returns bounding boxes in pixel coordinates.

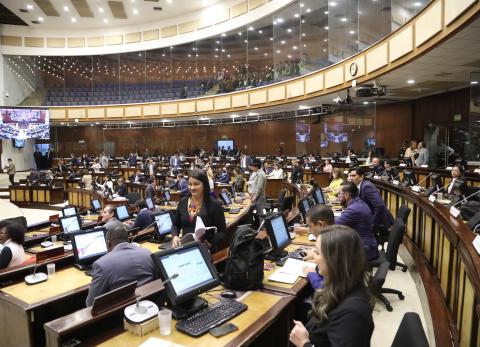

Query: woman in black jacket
[171,169,226,253]
[290,225,374,347]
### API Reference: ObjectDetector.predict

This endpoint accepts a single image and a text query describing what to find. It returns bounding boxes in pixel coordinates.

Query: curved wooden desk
[371,178,480,347]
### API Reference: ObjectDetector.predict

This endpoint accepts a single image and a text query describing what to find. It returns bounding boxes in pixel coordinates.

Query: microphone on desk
[450,189,480,208]
[130,220,157,245]
[415,172,434,187]
[24,263,48,285]
[392,169,408,181]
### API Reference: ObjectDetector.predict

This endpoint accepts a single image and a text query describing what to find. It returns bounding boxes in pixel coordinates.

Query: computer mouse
[221,290,237,299]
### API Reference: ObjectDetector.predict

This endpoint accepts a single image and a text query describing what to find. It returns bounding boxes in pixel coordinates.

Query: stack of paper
[268,258,316,284]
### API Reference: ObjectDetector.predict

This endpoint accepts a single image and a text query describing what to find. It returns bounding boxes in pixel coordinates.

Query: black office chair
[396,204,411,225]
[371,218,408,272]
[391,312,429,347]
[266,189,287,212]
[127,191,141,205]
[371,261,404,311]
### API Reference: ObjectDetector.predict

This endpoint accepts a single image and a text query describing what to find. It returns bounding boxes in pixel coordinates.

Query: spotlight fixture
[407,79,415,84]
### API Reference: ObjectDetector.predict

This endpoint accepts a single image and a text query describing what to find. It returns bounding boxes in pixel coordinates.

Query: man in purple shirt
[336,182,379,261]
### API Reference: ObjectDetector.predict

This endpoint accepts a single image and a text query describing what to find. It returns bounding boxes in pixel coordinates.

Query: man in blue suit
[128,199,154,229]
[348,167,394,229]
[175,173,189,197]
[336,182,378,261]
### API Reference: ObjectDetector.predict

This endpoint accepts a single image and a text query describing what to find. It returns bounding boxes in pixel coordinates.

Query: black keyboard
[176,299,247,337]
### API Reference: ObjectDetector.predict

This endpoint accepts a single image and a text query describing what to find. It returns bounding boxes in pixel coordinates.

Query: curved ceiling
[0,0,225,30]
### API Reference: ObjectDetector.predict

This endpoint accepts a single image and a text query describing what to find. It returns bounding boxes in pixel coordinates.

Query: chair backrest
[391,312,429,347]
[396,204,411,224]
[386,218,406,270]
[127,191,141,204]
[371,261,389,294]
[277,189,287,206]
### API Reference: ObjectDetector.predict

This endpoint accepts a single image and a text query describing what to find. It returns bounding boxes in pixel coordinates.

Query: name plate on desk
[429,195,436,203]
[473,235,480,255]
[446,167,453,170]
[421,165,428,168]
[392,180,400,186]
[474,169,480,174]
[373,175,380,180]
[399,163,406,167]
[450,206,461,218]
[35,246,65,262]
[411,185,421,193]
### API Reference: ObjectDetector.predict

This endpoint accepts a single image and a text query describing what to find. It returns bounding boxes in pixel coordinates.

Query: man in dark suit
[291,159,304,184]
[128,153,137,167]
[129,169,144,184]
[382,160,397,181]
[348,167,394,229]
[446,164,467,197]
[336,182,378,261]
[144,180,156,200]
[371,157,385,175]
[115,178,127,197]
[126,199,153,230]
[216,168,230,184]
[175,173,188,197]
[85,224,154,306]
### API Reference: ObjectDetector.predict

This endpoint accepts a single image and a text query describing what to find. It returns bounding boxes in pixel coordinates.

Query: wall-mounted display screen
[216,139,234,151]
[0,108,50,139]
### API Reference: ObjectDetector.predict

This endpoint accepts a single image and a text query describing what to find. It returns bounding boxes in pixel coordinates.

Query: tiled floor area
[0,173,430,345]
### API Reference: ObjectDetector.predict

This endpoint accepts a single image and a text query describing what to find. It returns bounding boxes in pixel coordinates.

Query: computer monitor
[62,206,78,217]
[71,228,108,270]
[90,199,101,212]
[115,205,130,221]
[401,170,417,188]
[59,214,82,234]
[264,214,291,260]
[153,211,173,241]
[151,241,221,319]
[312,188,325,205]
[145,197,154,210]
[164,191,171,202]
[298,198,311,222]
[219,191,232,205]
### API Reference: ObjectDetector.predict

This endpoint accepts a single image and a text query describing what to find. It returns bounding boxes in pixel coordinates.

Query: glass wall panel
[246,18,274,87]
[92,54,119,105]
[195,38,216,96]
[220,27,248,92]
[300,0,329,73]
[119,51,146,103]
[145,48,172,101]
[358,0,391,50]
[64,56,92,106]
[172,42,198,99]
[273,2,301,82]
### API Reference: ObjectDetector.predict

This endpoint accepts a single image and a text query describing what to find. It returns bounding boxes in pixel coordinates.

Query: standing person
[289,225,374,347]
[250,159,267,212]
[171,169,226,252]
[34,148,42,170]
[403,140,418,166]
[291,159,304,184]
[322,159,333,175]
[415,142,429,167]
[81,169,93,189]
[4,158,16,185]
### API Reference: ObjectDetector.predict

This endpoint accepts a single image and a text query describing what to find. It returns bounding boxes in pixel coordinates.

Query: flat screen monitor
[298,197,311,221]
[216,139,234,152]
[153,211,173,239]
[312,188,325,205]
[59,214,82,234]
[145,197,154,210]
[264,214,291,260]
[219,191,232,205]
[151,241,221,314]
[0,108,50,139]
[62,206,78,217]
[71,228,108,266]
[91,199,101,212]
[115,205,130,221]
[13,139,25,148]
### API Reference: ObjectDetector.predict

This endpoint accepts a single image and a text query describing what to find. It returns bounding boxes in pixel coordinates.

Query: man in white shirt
[446,164,466,195]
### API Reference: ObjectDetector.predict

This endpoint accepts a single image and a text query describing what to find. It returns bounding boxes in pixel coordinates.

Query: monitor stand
[264,249,288,261]
[171,296,208,320]
[74,263,91,271]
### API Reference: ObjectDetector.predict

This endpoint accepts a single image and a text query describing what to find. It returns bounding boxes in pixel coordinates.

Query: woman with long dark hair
[171,169,226,252]
[290,225,374,347]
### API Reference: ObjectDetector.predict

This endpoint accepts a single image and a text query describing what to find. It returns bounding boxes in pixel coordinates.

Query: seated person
[175,173,189,197]
[126,199,153,230]
[115,178,127,197]
[445,164,467,197]
[129,169,144,184]
[233,167,245,192]
[289,225,374,347]
[267,163,284,179]
[322,159,333,174]
[382,160,396,180]
[81,169,93,189]
[371,157,384,175]
[301,205,335,290]
[85,224,155,306]
[100,205,124,231]
[324,168,344,201]
[336,182,378,261]
[216,168,231,184]
[0,221,26,269]
[171,169,226,253]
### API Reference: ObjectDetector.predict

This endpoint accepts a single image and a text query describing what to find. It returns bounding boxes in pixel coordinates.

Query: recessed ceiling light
[324,11,329,15]
[133,8,138,14]
[363,101,369,105]
[277,18,284,23]
[26,4,33,10]
[276,50,281,54]
[329,1,337,7]
[99,7,104,13]
[294,13,299,18]
[221,33,226,37]
[264,53,268,56]
[340,17,347,22]
[300,3,304,7]
[63,6,69,12]
[471,81,479,85]
[248,26,254,31]
[104,18,108,23]
[293,46,298,50]
[407,79,415,84]
[287,28,292,33]
[324,26,329,30]
[167,0,172,3]
[349,30,355,35]
[306,8,311,13]
[413,2,422,7]
[71,17,77,22]
[38,16,44,22]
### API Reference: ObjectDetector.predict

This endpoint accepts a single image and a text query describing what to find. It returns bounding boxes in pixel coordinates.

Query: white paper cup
[47,263,55,278]
[158,309,172,335]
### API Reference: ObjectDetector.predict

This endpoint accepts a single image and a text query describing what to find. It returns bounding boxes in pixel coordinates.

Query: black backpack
[222,225,267,291]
